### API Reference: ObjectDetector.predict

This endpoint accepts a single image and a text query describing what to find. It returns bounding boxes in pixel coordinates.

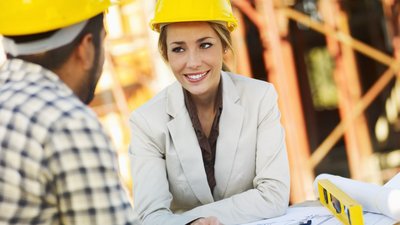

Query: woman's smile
[184,70,210,83]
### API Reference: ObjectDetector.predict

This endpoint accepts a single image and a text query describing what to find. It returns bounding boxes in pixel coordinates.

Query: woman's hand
[190,216,223,225]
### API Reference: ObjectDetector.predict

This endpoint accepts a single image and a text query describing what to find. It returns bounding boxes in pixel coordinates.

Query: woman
[129,0,290,224]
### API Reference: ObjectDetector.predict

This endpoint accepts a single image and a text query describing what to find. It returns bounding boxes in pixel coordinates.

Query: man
[0,1,137,224]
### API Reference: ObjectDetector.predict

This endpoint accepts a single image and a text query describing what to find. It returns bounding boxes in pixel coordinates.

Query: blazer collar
[215,72,244,198]
[166,71,244,203]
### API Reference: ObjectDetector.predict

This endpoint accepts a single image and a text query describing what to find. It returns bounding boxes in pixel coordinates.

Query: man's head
[0,0,112,104]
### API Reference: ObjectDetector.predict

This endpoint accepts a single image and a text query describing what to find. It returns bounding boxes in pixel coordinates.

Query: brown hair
[158,22,234,71]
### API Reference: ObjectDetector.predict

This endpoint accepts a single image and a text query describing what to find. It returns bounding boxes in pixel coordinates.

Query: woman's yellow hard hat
[150,0,238,32]
[0,0,112,36]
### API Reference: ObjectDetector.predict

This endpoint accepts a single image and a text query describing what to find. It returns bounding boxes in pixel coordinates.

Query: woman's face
[166,22,224,98]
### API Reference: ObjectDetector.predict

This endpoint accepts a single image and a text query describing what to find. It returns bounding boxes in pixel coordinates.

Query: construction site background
[1,0,400,204]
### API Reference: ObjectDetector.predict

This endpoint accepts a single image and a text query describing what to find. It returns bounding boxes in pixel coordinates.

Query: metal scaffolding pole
[231,7,253,76]
[319,0,380,183]
[280,6,398,179]
[254,0,315,203]
[383,0,400,78]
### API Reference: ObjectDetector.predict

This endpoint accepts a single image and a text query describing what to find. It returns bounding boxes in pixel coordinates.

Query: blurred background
[1,0,400,204]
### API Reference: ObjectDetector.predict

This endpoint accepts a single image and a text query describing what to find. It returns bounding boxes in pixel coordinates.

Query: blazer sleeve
[180,85,290,224]
[129,111,199,225]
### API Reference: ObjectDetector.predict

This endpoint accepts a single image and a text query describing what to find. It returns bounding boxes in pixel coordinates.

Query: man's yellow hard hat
[0,0,112,36]
[150,0,238,32]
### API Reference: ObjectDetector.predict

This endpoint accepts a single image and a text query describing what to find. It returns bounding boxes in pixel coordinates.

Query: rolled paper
[384,173,400,188]
[313,173,400,221]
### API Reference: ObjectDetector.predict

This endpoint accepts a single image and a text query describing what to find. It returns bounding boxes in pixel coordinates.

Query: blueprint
[240,206,396,225]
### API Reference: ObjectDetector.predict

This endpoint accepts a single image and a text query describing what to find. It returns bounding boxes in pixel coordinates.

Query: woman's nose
[186,51,201,69]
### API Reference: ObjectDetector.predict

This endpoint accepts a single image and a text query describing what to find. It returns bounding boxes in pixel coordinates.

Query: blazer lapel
[214,72,244,197]
[166,83,214,204]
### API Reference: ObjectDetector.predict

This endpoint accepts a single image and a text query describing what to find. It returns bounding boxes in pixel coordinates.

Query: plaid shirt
[0,59,136,225]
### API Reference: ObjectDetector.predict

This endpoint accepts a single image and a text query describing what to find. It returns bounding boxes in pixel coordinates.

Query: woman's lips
[184,70,209,82]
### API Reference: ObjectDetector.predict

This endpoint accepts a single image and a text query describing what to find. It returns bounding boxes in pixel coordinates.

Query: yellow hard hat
[0,0,112,36]
[150,0,238,32]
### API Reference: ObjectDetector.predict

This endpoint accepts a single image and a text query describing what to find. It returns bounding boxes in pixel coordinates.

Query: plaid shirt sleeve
[45,116,135,225]
[0,60,138,224]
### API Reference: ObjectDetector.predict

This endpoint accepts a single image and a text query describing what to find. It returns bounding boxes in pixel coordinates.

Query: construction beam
[278,7,398,175]
[253,0,315,203]
[319,0,380,182]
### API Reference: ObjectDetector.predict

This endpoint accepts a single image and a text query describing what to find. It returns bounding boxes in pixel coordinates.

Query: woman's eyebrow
[169,36,214,45]
[196,37,213,43]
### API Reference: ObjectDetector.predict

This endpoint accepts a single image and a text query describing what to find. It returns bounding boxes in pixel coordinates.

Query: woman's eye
[200,43,213,49]
[171,47,184,53]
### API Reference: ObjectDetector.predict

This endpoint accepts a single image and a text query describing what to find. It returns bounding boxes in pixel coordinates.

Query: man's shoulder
[1,77,98,131]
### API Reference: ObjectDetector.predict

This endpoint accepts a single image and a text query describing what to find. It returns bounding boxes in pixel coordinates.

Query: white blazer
[129,71,290,225]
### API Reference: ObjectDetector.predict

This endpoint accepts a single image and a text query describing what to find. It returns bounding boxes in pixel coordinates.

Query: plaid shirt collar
[1,59,72,94]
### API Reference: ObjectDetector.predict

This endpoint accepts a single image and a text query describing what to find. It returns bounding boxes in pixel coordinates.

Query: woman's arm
[181,86,290,224]
[129,111,199,225]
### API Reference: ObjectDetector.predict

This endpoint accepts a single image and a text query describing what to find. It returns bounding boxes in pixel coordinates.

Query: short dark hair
[5,13,104,70]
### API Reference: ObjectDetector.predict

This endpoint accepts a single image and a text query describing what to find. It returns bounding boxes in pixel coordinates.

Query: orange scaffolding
[92,0,400,203]
[232,0,400,203]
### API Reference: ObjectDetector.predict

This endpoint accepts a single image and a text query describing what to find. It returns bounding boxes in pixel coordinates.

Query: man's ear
[75,33,94,70]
